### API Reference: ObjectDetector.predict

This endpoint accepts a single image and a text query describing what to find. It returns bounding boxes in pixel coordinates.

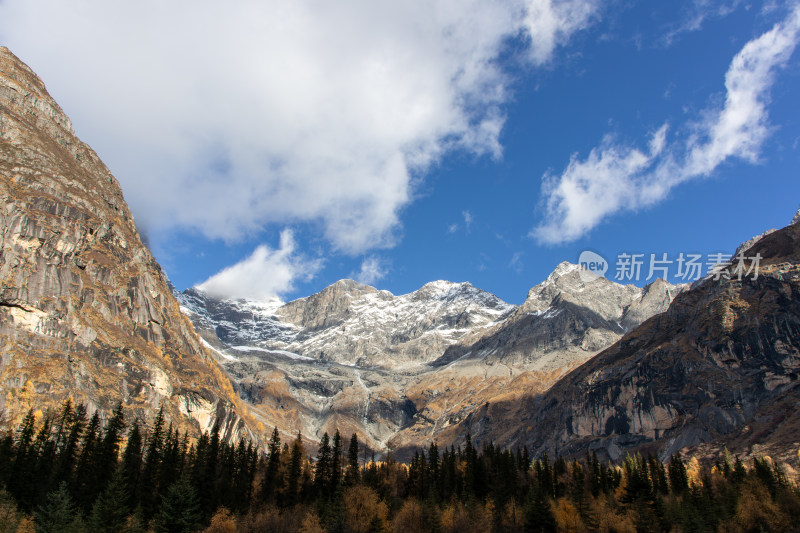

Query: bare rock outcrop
[459,218,800,464]
[0,47,260,443]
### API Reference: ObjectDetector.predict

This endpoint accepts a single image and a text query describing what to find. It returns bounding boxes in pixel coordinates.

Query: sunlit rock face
[179,258,684,454]
[0,47,260,443]
[459,218,800,464]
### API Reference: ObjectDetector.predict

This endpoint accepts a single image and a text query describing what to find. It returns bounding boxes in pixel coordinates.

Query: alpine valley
[2,46,800,471]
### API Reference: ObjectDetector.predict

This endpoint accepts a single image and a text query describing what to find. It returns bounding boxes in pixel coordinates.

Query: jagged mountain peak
[521,261,639,316]
[411,280,501,305]
[0,48,260,443]
[327,278,376,292]
[0,47,75,137]
[417,279,466,294]
[469,217,800,463]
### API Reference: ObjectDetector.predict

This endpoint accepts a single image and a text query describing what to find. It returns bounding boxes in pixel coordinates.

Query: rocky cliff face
[178,258,684,453]
[0,47,260,442]
[392,264,686,453]
[178,279,517,448]
[431,263,683,370]
[459,216,800,464]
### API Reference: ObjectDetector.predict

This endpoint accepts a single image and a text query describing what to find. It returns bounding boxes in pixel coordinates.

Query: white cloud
[462,210,474,232]
[533,5,800,244]
[684,5,800,176]
[198,230,321,301]
[524,0,601,64]
[448,210,475,234]
[509,251,524,273]
[661,0,743,46]
[534,126,668,243]
[353,256,389,286]
[0,0,600,255]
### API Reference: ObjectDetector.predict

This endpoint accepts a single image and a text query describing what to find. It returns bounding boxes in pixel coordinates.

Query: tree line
[1,401,799,532]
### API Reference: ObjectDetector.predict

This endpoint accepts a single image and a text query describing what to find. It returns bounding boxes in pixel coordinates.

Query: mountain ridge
[453,213,800,464]
[0,47,261,444]
[178,258,685,452]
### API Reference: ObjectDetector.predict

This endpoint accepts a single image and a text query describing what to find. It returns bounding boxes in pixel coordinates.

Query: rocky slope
[0,47,261,443]
[178,260,685,452]
[178,279,516,448]
[392,265,685,452]
[458,214,800,464]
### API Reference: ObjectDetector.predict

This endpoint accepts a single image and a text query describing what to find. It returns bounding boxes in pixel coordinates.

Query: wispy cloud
[0,0,601,256]
[447,209,476,234]
[198,230,321,301]
[353,256,389,286]
[462,210,474,233]
[509,251,524,273]
[524,0,601,64]
[533,5,800,244]
[661,0,744,46]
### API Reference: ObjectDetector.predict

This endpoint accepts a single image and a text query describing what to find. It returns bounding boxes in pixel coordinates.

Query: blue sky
[1,1,798,304]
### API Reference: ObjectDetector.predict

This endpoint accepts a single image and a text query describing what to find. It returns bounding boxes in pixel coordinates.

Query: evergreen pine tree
[153,478,201,533]
[158,426,182,503]
[427,442,440,501]
[73,411,103,511]
[331,430,343,492]
[120,420,143,509]
[315,432,332,496]
[286,434,303,506]
[53,404,86,489]
[139,407,165,519]
[463,433,477,498]
[198,423,221,517]
[32,410,56,503]
[668,453,689,496]
[345,433,360,486]
[87,466,130,533]
[34,481,77,533]
[97,402,126,492]
[524,486,556,533]
[230,439,254,512]
[262,427,282,501]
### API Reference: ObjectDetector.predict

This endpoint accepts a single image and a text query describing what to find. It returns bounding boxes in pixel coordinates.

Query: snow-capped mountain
[178,278,515,368]
[177,266,684,453]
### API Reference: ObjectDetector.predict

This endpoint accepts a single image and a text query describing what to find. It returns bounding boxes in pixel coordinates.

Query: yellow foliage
[491,501,523,530]
[735,480,790,532]
[439,502,491,533]
[686,456,702,486]
[298,511,325,533]
[591,497,636,533]
[554,497,586,533]
[391,499,426,533]
[14,517,34,533]
[439,504,458,532]
[0,501,21,533]
[239,505,284,532]
[343,485,388,533]
[203,507,237,533]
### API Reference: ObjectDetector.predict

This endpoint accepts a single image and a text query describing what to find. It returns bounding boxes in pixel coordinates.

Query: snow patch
[201,338,237,361]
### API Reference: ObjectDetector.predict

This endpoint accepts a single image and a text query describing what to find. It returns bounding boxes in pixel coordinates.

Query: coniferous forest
[1,402,800,532]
